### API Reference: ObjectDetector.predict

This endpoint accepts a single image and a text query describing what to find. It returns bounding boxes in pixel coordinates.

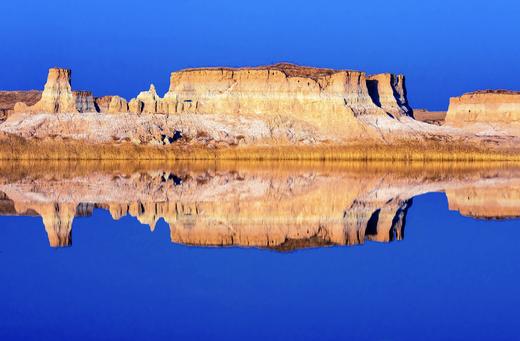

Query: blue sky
[1,0,519,110]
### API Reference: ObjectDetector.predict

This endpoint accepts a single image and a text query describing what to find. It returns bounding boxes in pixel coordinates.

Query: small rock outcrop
[94,96,113,112]
[445,90,520,125]
[366,73,412,117]
[107,96,129,113]
[129,98,144,114]
[0,90,42,120]
[135,84,163,114]
[73,90,96,113]
[95,96,129,114]
[14,68,77,114]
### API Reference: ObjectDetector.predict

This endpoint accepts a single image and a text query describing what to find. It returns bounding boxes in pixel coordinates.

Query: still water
[0,161,519,340]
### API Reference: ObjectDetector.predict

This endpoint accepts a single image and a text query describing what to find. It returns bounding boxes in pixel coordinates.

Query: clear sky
[1,0,519,110]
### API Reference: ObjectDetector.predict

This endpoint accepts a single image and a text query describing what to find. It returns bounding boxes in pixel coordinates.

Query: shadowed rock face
[366,73,412,117]
[0,162,518,249]
[73,91,96,113]
[0,91,42,120]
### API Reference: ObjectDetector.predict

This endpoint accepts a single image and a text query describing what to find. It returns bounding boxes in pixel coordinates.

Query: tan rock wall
[73,90,96,113]
[162,63,393,137]
[14,68,78,114]
[366,73,411,117]
[446,90,520,124]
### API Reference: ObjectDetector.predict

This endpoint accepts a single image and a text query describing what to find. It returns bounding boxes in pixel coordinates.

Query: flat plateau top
[467,89,520,95]
[177,63,361,80]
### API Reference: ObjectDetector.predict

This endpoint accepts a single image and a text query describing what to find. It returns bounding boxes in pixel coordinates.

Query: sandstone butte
[0,64,519,159]
[0,162,518,248]
[445,90,520,125]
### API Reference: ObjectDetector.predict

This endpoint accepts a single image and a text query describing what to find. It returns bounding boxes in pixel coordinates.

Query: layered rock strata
[14,68,77,114]
[445,90,520,125]
[135,84,163,114]
[162,63,413,137]
[73,91,96,113]
[6,65,520,150]
[366,73,412,117]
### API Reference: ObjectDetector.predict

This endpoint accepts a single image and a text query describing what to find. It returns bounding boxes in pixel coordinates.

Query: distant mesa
[445,90,520,125]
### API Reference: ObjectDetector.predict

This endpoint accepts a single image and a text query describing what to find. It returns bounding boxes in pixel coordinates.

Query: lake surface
[0,161,519,340]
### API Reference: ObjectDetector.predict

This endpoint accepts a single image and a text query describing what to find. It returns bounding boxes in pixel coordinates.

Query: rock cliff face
[94,96,113,112]
[129,98,144,114]
[107,96,129,113]
[95,96,129,114]
[14,68,77,114]
[366,73,412,117]
[73,91,96,113]
[135,84,163,114]
[6,65,520,151]
[445,90,520,125]
[162,63,396,137]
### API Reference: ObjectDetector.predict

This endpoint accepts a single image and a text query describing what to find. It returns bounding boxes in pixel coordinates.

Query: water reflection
[1,161,519,249]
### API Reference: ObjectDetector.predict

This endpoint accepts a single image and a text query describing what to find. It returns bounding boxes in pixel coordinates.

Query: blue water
[0,192,519,340]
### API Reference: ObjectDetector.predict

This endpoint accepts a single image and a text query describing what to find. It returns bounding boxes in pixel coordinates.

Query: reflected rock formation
[0,163,519,249]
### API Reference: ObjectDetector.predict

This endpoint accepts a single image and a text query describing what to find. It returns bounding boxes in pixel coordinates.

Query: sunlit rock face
[0,163,519,249]
[135,84,163,114]
[14,68,77,114]
[162,63,393,138]
[95,96,129,114]
[6,65,520,150]
[446,90,520,125]
[366,73,412,117]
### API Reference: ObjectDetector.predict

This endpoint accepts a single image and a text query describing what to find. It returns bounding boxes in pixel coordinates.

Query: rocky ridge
[3,65,520,151]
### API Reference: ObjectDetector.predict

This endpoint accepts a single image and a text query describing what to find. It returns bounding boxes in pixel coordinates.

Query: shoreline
[0,135,519,161]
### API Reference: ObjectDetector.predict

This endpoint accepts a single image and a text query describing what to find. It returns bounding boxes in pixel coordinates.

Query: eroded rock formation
[366,73,412,117]
[0,91,42,120]
[73,91,96,113]
[94,96,113,113]
[95,96,129,114]
[446,90,520,125]
[14,68,77,114]
[135,84,163,114]
[162,63,394,137]
[4,65,520,151]
[129,98,144,115]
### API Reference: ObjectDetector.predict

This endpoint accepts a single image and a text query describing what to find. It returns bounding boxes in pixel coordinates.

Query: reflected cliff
[0,161,519,249]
